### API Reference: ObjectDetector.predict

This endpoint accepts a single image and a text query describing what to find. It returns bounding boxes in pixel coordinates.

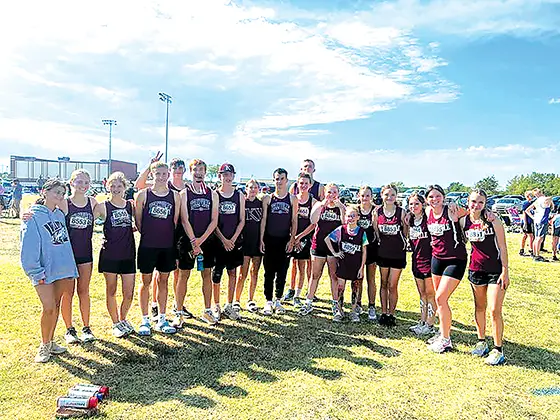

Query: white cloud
[549,98,560,104]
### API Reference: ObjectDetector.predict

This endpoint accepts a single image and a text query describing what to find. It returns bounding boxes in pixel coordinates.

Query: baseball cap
[219,163,235,174]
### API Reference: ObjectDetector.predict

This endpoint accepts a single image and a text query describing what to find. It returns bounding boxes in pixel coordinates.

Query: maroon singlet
[266,193,292,238]
[66,198,94,260]
[186,187,213,238]
[463,216,501,273]
[102,201,135,260]
[217,190,241,241]
[427,206,467,260]
[409,214,432,275]
[336,225,366,280]
[311,205,342,251]
[140,189,175,248]
[377,206,407,260]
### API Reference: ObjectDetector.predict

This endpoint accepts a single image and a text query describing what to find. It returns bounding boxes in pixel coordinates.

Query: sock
[478,338,486,343]
[305,298,312,305]
[113,322,120,327]
[205,307,211,312]
[295,288,302,298]
[159,313,166,323]
[151,302,158,309]
[142,315,150,324]
[494,346,503,352]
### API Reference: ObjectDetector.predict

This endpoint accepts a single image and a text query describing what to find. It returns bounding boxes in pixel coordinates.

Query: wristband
[190,238,197,244]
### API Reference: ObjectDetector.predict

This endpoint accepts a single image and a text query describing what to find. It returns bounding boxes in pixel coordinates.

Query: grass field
[1,199,559,419]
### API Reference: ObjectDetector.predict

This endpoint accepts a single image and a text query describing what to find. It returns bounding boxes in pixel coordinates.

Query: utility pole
[158,92,172,162]
[102,119,117,174]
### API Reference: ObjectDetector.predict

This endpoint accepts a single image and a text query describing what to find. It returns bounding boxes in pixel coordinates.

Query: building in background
[10,155,137,186]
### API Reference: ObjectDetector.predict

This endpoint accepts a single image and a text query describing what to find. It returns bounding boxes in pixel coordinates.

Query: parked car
[371,187,382,206]
[347,187,360,203]
[339,188,354,204]
[503,194,524,201]
[552,196,560,211]
[445,192,468,204]
[397,188,426,209]
[491,197,523,225]
[486,195,505,208]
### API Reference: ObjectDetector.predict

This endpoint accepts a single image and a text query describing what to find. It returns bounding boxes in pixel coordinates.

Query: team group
[21,157,510,365]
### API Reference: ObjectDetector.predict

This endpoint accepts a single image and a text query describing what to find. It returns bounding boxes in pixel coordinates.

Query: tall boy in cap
[212,163,245,320]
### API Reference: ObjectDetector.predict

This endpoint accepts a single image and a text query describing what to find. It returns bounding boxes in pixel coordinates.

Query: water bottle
[72,384,109,397]
[57,396,98,409]
[196,253,204,271]
[67,388,104,401]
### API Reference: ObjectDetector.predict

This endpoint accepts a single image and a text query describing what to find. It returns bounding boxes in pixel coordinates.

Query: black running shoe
[151,305,159,322]
[519,249,525,256]
[388,315,397,327]
[183,306,194,319]
[378,314,388,326]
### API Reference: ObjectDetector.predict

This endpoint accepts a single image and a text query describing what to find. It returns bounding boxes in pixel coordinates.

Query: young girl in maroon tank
[59,169,100,344]
[284,173,317,307]
[373,184,408,327]
[235,179,263,313]
[425,184,468,353]
[97,172,137,338]
[299,183,345,316]
[355,185,378,322]
[461,189,509,365]
[325,205,368,322]
[407,193,436,336]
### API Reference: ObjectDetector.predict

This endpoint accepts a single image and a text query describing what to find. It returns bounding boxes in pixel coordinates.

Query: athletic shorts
[292,237,311,260]
[215,242,244,271]
[431,257,467,280]
[75,255,93,265]
[99,257,136,275]
[243,239,262,257]
[311,244,332,258]
[553,227,560,237]
[366,242,378,266]
[468,270,500,286]
[177,235,218,270]
[377,256,406,270]
[137,246,177,274]
[412,270,431,280]
[534,223,548,238]
[522,221,534,234]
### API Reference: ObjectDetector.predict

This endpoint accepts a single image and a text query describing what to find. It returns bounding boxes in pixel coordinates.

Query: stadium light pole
[102,119,117,174]
[159,92,172,163]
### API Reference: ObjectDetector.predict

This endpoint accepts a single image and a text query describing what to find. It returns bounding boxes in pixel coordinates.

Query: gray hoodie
[20,204,78,285]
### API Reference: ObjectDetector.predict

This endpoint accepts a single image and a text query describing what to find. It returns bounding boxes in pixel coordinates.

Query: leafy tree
[206,164,220,181]
[390,181,406,192]
[505,172,560,196]
[446,182,470,193]
[474,175,500,195]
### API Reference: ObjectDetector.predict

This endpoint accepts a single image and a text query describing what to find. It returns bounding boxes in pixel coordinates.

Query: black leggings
[263,235,291,301]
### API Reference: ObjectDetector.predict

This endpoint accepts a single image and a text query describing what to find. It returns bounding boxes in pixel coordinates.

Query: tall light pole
[102,119,117,175]
[159,92,172,163]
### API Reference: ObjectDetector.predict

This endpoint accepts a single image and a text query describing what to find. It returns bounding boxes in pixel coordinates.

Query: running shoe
[427,330,441,345]
[298,301,313,316]
[355,305,364,316]
[232,301,241,312]
[35,343,51,363]
[182,306,194,319]
[409,321,424,332]
[281,289,295,303]
[81,327,96,343]
[428,336,452,353]
[518,249,525,256]
[367,306,377,321]
[471,341,490,357]
[151,305,159,322]
[246,301,258,313]
[64,327,81,344]
[333,306,344,322]
[138,320,152,336]
[387,315,397,327]
[553,256,559,261]
[213,304,222,321]
[48,341,67,355]
[378,313,387,326]
[485,349,505,366]
[416,323,436,336]
[349,310,360,323]
[201,309,218,326]
[122,320,135,334]
[223,304,241,320]
[112,322,128,338]
[172,313,184,329]
[293,297,302,308]
[274,300,286,315]
[263,301,273,316]
[155,320,176,334]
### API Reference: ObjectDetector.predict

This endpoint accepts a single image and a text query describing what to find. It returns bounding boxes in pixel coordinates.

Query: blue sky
[1,0,559,187]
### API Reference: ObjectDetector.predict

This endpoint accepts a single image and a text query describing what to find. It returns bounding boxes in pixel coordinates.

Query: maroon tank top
[311,205,342,250]
[336,225,365,280]
[266,193,292,238]
[66,198,94,259]
[377,206,407,260]
[463,216,501,273]
[243,197,262,244]
[427,206,467,260]
[409,214,432,274]
[218,190,241,240]
[186,188,213,238]
[358,206,376,243]
[140,189,175,248]
[296,196,313,235]
[102,201,135,260]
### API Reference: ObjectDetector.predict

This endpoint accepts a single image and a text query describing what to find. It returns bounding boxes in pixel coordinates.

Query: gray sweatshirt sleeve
[20,217,45,282]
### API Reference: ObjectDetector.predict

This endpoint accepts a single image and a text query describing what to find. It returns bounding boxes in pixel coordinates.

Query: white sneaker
[246,301,258,313]
[427,329,441,344]
[415,323,435,336]
[223,304,240,320]
[35,343,51,363]
[274,300,286,315]
[263,301,273,316]
[48,341,67,355]
[356,305,364,316]
[64,327,81,344]
[201,309,218,326]
[172,313,184,329]
[213,304,222,321]
[122,320,135,334]
[81,327,96,343]
[428,336,452,353]
[409,321,424,332]
[367,306,377,321]
[112,322,128,338]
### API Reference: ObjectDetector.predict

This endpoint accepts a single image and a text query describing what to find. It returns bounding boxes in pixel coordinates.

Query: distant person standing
[525,188,551,262]
[519,191,534,257]
[37,174,45,190]
[12,179,23,218]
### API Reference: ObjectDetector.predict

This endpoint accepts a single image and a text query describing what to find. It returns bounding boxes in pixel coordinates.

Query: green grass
[1,209,560,419]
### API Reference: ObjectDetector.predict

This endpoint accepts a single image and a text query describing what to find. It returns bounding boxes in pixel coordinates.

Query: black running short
[75,255,93,265]
[553,227,560,237]
[215,242,244,272]
[412,270,431,280]
[311,244,332,258]
[99,256,136,275]
[468,270,501,286]
[377,256,406,270]
[431,257,467,280]
[177,235,218,270]
[292,236,311,260]
[365,242,378,266]
[522,221,534,234]
[137,246,177,274]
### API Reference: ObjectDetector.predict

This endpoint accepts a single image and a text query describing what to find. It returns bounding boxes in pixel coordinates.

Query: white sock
[205,307,211,312]
[142,315,150,324]
[151,302,158,309]
[159,313,166,323]
[295,288,302,298]
[305,298,312,305]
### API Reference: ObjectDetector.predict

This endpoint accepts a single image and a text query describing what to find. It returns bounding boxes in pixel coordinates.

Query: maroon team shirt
[427,206,467,260]
[463,216,502,273]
